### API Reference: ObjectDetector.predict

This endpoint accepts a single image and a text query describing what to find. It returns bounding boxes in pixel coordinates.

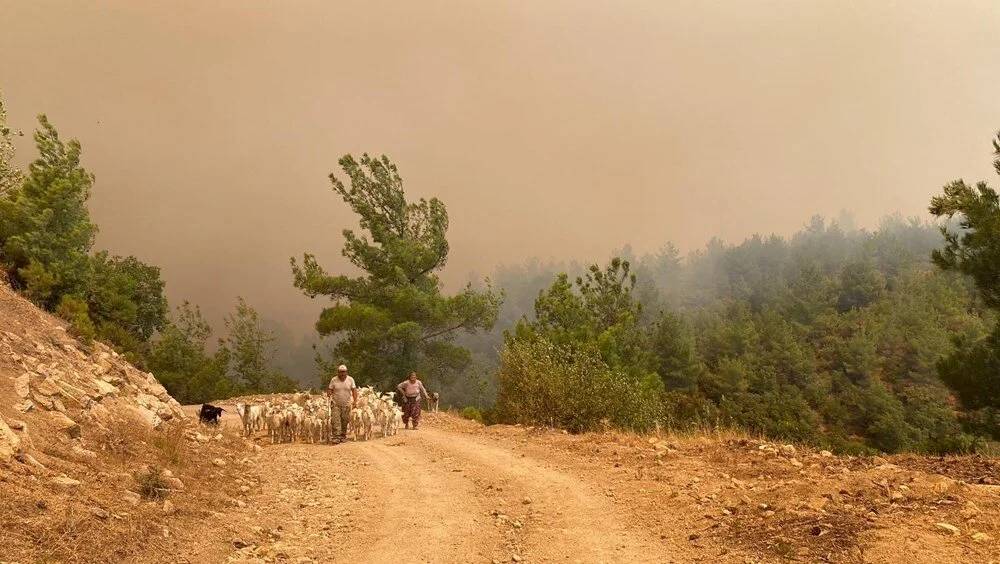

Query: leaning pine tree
[292,154,502,388]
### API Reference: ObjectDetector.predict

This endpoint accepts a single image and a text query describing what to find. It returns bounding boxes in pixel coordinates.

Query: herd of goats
[202,387,407,443]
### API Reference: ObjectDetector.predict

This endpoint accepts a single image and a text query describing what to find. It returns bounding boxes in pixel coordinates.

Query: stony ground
[163,408,1000,564]
[1,282,253,563]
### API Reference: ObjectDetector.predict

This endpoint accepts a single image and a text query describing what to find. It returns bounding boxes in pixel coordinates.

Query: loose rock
[935,522,960,535]
[51,475,82,488]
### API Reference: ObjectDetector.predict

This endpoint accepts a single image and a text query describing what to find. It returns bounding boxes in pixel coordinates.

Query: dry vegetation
[0,421,256,563]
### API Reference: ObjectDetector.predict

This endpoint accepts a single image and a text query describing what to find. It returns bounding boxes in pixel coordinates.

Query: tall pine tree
[292,154,502,387]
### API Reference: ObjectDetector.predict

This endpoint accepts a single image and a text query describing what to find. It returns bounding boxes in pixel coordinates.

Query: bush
[460,406,484,422]
[55,294,95,342]
[662,390,721,430]
[495,336,662,433]
[134,465,170,500]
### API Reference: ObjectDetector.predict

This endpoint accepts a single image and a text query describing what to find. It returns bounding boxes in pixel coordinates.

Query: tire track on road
[414,428,673,563]
[336,435,501,563]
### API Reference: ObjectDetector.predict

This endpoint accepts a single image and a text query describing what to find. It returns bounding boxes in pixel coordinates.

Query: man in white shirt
[326,364,357,444]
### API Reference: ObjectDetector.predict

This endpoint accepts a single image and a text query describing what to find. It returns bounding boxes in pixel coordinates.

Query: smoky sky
[2,0,999,340]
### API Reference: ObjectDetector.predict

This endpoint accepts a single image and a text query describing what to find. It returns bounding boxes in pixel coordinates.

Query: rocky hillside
[0,281,184,469]
[0,282,256,563]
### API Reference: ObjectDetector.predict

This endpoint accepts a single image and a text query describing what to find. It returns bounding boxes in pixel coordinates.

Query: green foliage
[86,251,168,361]
[151,299,301,404]
[88,251,168,341]
[1,115,97,308]
[0,99,291,405]
[648,311,701,390]
[836,260,885,312]
[55,294,95,343]
[480,213,994,453]
[495,336,662,433]
[511,258,652,376]
[222,297,297,393]
[720,386,820,443]
[0,106,175,368]
[497,258,663,433]
[459,406,483,422]
[148,302,236,404]
[937,325,1000,426]
[292,153,502,388]
[929,140,1000,308]
[928,131,1000,417]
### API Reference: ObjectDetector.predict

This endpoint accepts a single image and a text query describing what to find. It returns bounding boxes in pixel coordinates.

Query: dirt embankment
[0,284,258,563]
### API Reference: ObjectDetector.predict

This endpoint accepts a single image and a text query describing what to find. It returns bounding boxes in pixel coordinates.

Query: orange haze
[2,0,999,339]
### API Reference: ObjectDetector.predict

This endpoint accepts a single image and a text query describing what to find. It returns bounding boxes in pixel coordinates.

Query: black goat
[199,403,225,425]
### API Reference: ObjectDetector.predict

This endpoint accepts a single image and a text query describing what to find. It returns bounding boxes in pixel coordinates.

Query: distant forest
[450,214,997,454]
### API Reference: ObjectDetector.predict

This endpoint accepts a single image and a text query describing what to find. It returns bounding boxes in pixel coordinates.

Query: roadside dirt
[163,408,1000,564]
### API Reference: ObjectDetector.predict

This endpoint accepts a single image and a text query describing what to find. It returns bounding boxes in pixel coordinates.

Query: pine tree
[222,297,296,393]
[929,131,1000,418]
[292,153,502,387]
[1,115,97,307]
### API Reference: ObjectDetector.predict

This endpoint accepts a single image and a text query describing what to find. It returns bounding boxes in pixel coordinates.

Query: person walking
[326,364,357,443]
[396,371,430,430]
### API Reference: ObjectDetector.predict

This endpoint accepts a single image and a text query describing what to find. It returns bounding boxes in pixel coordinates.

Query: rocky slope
[0,282,255,563]
[0,282,184,468]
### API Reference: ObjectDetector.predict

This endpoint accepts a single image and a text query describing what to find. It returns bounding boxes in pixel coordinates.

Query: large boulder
[127,405,163,430]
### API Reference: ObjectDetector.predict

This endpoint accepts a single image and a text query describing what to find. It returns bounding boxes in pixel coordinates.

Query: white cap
[337,364,348,371]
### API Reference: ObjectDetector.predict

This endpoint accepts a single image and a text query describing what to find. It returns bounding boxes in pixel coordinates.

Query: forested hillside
[456,213,997,454]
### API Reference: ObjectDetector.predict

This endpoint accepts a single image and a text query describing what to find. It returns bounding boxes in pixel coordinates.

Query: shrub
[662,390,721,430]
[495,336,662,433]
[460,406,483,422]
[134,465,170,500]
[149,424,186,467]
[55,294,95,342]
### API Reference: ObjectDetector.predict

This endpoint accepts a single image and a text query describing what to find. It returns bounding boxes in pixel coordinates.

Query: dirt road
[171,416,695,563]
[167,410,999,564]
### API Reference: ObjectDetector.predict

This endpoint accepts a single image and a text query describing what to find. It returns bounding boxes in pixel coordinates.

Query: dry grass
[149,424,187,467]
[135,465,170,500]
[94,418,189,469]
[0,418,251,563]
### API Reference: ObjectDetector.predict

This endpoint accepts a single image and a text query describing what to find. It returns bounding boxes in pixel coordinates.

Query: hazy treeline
[455,213,997,454]
[0,98,295,403]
